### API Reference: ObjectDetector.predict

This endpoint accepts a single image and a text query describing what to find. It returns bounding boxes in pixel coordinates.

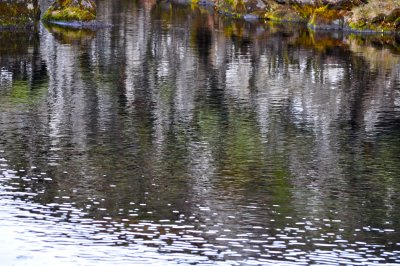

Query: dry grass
[352,0,400,20]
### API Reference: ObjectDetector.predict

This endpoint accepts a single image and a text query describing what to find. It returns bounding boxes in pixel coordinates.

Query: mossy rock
[266,5,305,22]
[42,0,96,22]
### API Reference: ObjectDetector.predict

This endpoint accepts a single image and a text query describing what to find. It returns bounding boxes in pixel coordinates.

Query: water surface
[1,0,400,265]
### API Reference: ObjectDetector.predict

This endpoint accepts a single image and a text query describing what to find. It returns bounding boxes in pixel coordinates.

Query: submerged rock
[42,0,96,22]
[0,0,40,29]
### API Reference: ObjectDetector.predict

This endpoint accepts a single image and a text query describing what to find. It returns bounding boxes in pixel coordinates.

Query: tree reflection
[0,0,400,260]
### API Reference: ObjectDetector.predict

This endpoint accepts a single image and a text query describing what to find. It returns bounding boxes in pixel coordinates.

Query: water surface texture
[1,0,400,265]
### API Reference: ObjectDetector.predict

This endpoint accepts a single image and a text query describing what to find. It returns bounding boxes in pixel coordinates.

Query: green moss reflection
[44,23,96,45]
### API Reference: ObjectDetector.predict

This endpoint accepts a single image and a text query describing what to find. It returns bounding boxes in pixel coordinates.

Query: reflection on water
[1,0,400,264]
[43,24,97,45]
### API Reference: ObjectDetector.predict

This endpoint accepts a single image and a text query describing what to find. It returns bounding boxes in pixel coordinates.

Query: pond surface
[1,0,400,265]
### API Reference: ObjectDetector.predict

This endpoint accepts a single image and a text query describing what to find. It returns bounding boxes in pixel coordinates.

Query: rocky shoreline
[1,0,400,34]
[197,0,400,34]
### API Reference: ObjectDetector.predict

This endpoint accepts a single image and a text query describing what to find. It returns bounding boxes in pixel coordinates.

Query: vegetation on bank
[198,0,400,33]
[1,0,400,33]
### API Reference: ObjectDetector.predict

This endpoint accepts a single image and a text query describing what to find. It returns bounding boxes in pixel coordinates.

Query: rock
[243,0,266,14]
[0,0,40,28]
[386,8,400,23]
[198,0,215,7]
[371,13,385,24]
[292,0,366,9]
[266,4,305,22]
[243,14,259,21]
[42,0,96,22]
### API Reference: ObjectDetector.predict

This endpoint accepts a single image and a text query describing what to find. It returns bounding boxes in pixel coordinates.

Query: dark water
[1,0,400,265]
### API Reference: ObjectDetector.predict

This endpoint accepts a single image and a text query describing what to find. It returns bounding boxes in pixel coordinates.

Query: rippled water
[1,0,400,265]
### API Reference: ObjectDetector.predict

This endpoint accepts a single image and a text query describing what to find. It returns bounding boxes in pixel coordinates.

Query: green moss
[349,19,368,30]
[43,6,95,22]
